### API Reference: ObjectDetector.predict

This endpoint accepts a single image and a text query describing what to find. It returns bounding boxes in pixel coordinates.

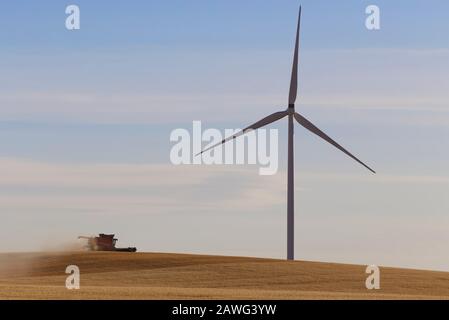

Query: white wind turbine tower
[198,6,375,260]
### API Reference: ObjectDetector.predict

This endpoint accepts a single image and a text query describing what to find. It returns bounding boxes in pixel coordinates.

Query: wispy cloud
[1,157,447,216]
[1,48,448,125]
[299,172,449,184]
[0,158,285,215]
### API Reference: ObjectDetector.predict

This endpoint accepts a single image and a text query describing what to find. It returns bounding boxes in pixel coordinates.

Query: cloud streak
[0,158,285,215]
[1,48,448,124]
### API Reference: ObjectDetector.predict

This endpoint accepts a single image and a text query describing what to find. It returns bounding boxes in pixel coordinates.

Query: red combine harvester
[78,234,137,252]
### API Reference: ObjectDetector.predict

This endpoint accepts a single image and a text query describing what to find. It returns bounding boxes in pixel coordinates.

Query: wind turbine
[198,6,375,260]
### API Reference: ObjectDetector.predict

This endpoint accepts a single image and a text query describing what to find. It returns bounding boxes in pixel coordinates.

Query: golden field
[0,252,448,299]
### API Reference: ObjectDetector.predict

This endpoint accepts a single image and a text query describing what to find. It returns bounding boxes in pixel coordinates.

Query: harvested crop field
[1,252,448,299]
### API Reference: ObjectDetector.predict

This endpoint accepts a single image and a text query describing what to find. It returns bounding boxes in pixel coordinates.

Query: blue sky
[2,1,448,50]
[1,1,449,271]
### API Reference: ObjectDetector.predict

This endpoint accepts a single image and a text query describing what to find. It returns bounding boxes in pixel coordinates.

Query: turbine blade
[288,6,301,106]
[294,113,376,174]
[197,110,289,156]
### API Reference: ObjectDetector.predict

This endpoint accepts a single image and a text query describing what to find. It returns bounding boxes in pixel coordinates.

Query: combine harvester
[78,234,137,252]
